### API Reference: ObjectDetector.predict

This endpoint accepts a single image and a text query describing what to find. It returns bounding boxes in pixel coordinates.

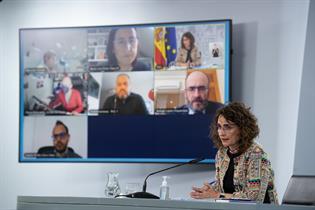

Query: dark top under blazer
[177,101,223,115]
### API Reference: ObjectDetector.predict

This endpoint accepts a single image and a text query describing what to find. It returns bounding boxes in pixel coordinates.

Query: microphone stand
[125,158,205,199]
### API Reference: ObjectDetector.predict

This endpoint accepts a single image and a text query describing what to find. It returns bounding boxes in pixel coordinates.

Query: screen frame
[19,19,233,163]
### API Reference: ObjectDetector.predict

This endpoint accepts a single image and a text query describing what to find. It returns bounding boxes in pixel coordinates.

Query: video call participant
[106,28,151,71]
[191,102,279,204]
[102,73,148,115]
[37,120,81,158]
[38,50,60,73]
[44,51,57,71]
[48,76,83,115]
[175,32,202,68]
[177,71,222,115]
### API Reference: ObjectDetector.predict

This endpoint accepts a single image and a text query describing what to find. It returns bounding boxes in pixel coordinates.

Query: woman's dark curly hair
[210,102,260,154]
[181,31,195,50]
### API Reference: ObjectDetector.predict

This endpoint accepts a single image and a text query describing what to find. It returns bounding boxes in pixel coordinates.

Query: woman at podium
[191,102,279,204]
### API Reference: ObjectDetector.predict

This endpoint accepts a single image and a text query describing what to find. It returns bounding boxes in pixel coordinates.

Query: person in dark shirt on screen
[102,73,148,115]
[177,71,223,115]
[37,120,81,158]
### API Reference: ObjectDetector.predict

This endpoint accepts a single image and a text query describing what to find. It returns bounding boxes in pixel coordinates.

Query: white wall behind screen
[0,0,310,209]
[294,0,315,175]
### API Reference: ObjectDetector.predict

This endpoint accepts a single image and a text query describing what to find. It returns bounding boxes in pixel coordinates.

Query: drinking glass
[125,182,141,195]
[104,172,120,198]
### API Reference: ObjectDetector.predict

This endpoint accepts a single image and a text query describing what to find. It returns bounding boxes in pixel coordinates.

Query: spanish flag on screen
[154,27,166,69]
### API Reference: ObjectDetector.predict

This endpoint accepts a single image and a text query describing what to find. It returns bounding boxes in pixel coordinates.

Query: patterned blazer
[175,46,201,66]
[212,142,279,204]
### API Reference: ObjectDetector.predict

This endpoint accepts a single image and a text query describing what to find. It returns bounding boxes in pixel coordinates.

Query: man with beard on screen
[102,73,148,115]
[178,71,223,115]
[37,120,81,158]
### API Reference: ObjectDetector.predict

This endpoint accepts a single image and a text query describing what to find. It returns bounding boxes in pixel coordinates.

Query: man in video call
[37,120,81,158]
[178,71,223,115]
[102,73,148,115]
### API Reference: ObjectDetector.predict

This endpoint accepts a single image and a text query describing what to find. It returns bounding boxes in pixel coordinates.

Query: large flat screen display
[19,19,232,163]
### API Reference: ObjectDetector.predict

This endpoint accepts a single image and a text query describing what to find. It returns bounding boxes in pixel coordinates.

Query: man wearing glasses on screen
[178,71,223,115]
[37,120,81,158]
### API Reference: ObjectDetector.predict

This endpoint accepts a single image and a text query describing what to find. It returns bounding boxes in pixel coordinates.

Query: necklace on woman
[228,147,239,154]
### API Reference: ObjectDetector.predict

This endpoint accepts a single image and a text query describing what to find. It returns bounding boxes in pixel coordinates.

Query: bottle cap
[162,176,170,186]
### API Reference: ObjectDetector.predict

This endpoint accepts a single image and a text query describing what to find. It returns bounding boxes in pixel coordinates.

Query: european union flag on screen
[165,27,177,67]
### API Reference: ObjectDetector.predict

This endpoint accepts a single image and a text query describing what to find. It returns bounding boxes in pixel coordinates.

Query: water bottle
[159,176,170,200]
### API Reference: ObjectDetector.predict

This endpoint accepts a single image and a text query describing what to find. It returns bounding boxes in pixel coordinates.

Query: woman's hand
[190,182,220,199]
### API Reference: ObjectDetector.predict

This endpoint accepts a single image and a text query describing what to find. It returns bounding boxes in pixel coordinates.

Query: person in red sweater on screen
[49,76,83,115]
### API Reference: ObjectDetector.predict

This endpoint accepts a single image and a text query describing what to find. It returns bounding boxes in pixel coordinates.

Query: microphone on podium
[124,157,205,199]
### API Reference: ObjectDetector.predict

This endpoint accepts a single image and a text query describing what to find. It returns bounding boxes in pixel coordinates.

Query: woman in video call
[175,31,201,68]
[48,76,83,115]
[106,28,151,71]
[191,102,279,204]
